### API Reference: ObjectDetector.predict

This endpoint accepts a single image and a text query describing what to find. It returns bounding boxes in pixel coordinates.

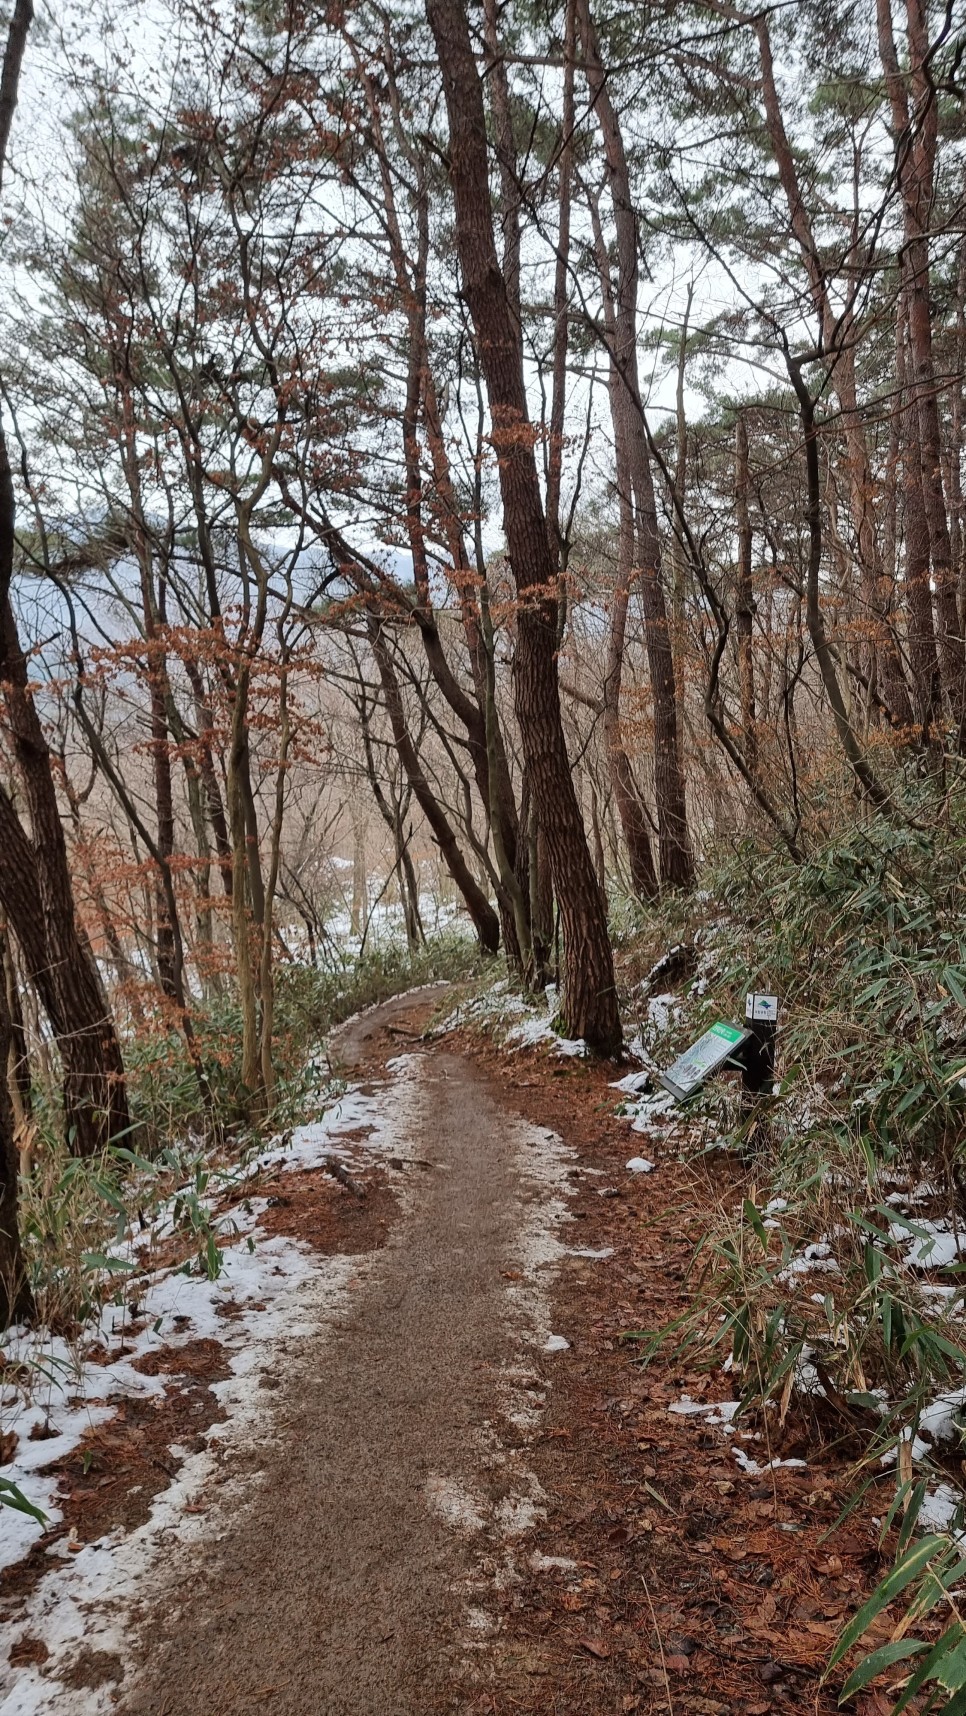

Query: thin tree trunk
[0,948,29,1326]
[351,816,367,940]
[787,362,890,810]
[258,657,291,1111]
[576,0,693,889]
[670,285,693,703]
[735,413,757,771]
[118,382,182,1001]
[897,300,942,733]
[602,558,659,900]
[184,659,233,899]
[359,693,426,954]
[954,236,966,627]
[398,828,425,952]
[227,658,262,1109]
[367,614,500,955]
[0,922,29,1135]
[588,188,658,899]
[589,782,607,899]
[145,600,178,994]
[178,739,216,981]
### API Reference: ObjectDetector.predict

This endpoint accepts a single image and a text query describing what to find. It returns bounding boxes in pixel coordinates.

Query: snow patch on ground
[433,978,589,1059]
[494,1475,549,1544]
[919,1484,965,1535]
[628,1092,676,1135]
[645,993,679,1035]
[732,1448,808,1477]
[529,1551,578,1575]
[891,1218,966,1270]
[777,1242,841,1283]
[495,1487,547,1536]
[919,1386,966,1444]
[464,1605,496,1637]
[505,1014,587,1057]
[446,1097,577,1634]
[611,1070,652,1095]
[0,1062,428,1715]
[504,1120,574,1328]
[667,1395,740,1424]
[426,1475,487,1535]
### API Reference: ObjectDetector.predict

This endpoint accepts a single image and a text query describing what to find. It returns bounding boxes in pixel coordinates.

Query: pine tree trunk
[876,0,963,724]
[0,585,129,1155]
[735,414,758,771]
[545,0,575,570]
[425,0,621,1052]
[603,567,659,901]
[588,188,658,899]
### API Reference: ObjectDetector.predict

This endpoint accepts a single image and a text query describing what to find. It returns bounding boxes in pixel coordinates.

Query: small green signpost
[657,1020,748,1101]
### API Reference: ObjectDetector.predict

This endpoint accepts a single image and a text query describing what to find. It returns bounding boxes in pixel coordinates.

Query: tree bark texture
[577,0,693,888]
[876,0,963,724]
[735,413,757,771]
[425,0,621,1053]
[897,302,942,733]
[0,589,129,1157]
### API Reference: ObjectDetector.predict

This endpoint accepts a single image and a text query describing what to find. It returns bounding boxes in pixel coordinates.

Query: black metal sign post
[740,993,778,1102]
[654,996,778,1115]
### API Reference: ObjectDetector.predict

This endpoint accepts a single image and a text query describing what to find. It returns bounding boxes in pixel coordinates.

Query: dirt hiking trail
[119,991,569,1716]
[6,991,882,1716]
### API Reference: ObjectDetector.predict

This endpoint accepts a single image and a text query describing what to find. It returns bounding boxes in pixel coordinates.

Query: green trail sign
[657,1020,748,1102]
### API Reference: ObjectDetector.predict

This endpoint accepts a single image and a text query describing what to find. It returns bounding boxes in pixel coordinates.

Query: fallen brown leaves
[452,1029,896,1716]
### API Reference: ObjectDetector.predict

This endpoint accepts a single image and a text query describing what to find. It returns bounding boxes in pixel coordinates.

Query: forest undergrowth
[610,784,966,1712]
